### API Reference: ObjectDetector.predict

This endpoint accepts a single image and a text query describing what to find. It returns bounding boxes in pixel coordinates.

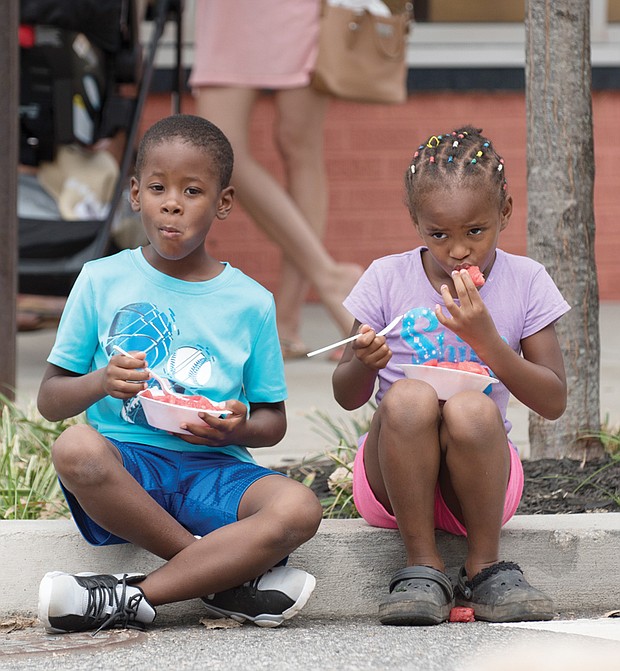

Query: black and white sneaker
[202,566,316,628]
[38,572,157,634]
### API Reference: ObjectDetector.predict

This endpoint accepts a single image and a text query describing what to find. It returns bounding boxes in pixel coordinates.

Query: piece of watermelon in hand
[466,265,485,287]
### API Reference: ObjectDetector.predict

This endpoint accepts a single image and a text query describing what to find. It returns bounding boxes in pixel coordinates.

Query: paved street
[2,614,620,671]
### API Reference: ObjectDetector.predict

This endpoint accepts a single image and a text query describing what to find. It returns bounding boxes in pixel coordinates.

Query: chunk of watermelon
[466,265,485,287]
[454,361,489,376]
[141,389,221,410]
[422,360,490,376]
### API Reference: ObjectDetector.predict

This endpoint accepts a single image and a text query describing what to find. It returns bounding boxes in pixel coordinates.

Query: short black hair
[135,114,234,190]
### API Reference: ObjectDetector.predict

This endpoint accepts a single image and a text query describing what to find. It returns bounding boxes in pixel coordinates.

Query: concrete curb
[3,514,619,621]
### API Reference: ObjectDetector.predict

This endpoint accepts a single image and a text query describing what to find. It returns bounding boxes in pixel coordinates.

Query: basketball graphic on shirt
[105,302,178,368]
[166,345,214,389]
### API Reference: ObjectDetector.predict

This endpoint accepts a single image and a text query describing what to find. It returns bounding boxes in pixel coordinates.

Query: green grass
[571,420,620,506]
[304,406,375,519]
[0,394,78,520]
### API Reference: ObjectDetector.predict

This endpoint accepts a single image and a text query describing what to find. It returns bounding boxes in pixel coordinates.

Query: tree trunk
[525,0,602,460]
[0,2,19,401]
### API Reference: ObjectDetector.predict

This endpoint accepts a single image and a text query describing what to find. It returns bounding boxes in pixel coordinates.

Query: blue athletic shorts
[60,439,283,546]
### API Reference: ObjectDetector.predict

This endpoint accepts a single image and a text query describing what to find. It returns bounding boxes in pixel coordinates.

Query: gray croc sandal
[455,561,554,622]
[379,565,455,626]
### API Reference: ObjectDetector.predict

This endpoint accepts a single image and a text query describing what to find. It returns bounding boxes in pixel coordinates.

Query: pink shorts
[352,434,524,536]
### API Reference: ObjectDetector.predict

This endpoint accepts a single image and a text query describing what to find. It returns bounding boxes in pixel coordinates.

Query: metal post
[0,2,19,400]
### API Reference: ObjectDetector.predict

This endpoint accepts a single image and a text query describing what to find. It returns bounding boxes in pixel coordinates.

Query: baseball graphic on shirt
[166,345,215,389]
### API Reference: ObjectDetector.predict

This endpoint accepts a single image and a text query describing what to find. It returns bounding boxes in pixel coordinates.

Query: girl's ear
[129,176,141,212]
[216,185,235,220]
[500,194,513,230]
[412,218,424,240]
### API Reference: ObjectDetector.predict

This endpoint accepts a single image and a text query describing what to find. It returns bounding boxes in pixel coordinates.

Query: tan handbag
[311,3,413,104]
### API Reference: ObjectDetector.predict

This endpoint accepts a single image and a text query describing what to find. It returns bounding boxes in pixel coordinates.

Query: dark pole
[0,2,19,400]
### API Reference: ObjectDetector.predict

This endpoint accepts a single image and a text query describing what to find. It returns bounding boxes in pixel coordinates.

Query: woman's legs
[272,86,329,346]
[195,86,361,337]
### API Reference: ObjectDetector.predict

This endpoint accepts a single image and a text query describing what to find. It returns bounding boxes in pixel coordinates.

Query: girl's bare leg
[272,86,329,346]
[195,86,361,336]
[52,425,322,605]
[365,384,511,577]
[363,380,444,571]
[438,391,511,579]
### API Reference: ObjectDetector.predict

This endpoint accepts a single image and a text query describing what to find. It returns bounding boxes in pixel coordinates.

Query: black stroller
[18,0,184,296]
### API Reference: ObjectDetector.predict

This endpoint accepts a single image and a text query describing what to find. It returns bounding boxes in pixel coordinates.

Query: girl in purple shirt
[333,126,569,626]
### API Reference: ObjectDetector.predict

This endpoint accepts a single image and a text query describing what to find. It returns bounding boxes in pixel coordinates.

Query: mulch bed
[517,456,619,514]
[282,456,620,515]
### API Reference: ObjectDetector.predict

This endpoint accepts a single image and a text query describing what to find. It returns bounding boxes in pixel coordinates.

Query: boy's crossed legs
[357,379,554,625]
[39,424,323,633]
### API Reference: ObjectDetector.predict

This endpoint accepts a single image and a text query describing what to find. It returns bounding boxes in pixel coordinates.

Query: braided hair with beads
[404,126,507,220]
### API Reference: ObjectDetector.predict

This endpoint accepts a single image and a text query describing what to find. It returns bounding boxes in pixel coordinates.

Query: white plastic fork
[306,313,405,358]
[112,345,183,397]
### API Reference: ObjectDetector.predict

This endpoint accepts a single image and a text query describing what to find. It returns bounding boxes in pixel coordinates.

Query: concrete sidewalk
[2,514,619,620]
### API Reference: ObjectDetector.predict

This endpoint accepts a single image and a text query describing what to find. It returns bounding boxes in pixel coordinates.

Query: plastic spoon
[112,345,183,398]
[306,313,405,358]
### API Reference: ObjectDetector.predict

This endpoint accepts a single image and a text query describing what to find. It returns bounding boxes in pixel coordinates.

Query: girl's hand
[178,399,248,446]
[351,324,392,370]
[105,350,150,399]
[435,269,499,349]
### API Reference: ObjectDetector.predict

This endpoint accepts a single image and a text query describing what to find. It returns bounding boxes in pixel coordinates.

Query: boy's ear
[500,194,513,231]
[129,176,141,212]
[216,186,235,220]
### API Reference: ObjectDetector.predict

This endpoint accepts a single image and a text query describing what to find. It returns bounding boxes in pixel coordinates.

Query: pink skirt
[189,0,321,90]
[352,433,525,536]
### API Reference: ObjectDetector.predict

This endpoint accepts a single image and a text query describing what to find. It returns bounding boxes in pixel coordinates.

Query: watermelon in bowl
[138,388,231,435]
[396,359,498,401]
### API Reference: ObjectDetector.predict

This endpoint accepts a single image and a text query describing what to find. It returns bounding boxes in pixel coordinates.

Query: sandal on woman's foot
[379,565,454,626]
[17,311,45,332]
[328,345,345,363]
[455,561,554,623]
[279,339,309,360]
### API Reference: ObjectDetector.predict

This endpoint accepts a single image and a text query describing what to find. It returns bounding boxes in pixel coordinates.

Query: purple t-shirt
[343,247,571,435]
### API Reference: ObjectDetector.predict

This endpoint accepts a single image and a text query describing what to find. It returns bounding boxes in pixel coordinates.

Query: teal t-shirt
[48,248,287,463]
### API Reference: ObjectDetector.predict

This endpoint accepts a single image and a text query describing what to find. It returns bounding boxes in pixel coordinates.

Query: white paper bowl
[138,390,230,435]
[396,364,498,401]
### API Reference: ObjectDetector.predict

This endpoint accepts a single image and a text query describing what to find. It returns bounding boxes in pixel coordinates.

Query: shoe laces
[79,574,145,635]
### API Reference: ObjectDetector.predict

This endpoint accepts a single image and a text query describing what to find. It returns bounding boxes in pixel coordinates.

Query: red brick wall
[141,91,619,300]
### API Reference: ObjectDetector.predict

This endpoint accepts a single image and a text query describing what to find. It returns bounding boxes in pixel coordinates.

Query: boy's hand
[351,324,392,370]
[436,269,498,348]
[178,399,249,446]
[105,350,150,399]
